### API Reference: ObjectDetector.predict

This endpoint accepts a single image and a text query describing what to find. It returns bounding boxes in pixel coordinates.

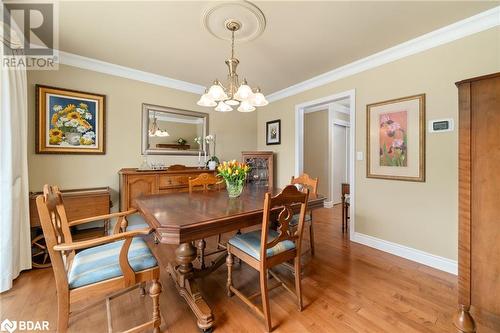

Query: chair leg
[294,257,303,311]
[346,203,350,231]
[226,252,234,297]
[197,239,206,269]
[260,269,272,332]
[57,289,70,332]
[149,279,162,333]
[309,219,315,256]
[139,282,146,296]
[217,233,222,249]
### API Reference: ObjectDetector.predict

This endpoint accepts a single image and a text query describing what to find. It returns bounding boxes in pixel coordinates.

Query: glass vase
[225,180,244,198]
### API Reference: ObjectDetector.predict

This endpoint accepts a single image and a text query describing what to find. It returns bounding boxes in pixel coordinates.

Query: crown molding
[267,6,500,103]
[58,51,206,95]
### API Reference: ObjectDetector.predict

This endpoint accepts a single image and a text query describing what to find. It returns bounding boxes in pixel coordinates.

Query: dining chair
[188,172,223,193]
[290,173,318,255]
[36,185,162,333]
[341,182,350,233]
[226,185,310,332]
[188,173,225,269]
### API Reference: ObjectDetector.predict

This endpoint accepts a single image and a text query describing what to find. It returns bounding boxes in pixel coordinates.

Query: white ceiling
[57,1,498,94]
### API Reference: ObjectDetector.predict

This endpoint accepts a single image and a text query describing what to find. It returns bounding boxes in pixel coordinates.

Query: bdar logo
[0,319,17,333]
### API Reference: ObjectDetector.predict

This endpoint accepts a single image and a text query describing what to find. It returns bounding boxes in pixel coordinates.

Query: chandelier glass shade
[148,112,170,137]
[197,20,268,112]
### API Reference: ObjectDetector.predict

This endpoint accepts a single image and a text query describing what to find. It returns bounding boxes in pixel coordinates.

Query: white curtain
[0,39,32,292]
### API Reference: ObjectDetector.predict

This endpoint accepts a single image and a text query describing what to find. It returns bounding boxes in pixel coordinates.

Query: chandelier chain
[231,29,235,59]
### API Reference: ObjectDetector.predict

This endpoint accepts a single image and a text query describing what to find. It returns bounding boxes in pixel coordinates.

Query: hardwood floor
[0,205,496,332]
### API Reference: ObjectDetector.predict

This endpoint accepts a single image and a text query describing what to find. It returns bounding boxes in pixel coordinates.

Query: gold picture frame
[366,94,425,182]
[36,85,106,154]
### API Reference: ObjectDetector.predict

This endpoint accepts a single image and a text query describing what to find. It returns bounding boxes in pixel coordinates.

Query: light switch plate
[356,152,364,161]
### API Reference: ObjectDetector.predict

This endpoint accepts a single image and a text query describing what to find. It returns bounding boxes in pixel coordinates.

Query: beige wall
[257,28,500,260]
[28,65,257,205]
[303,110,329,196]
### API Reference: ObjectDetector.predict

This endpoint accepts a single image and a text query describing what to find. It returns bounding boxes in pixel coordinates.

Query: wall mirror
[141,103,208,155]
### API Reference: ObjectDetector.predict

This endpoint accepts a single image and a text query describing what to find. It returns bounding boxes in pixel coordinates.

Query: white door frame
[331,119,351,205]
[295,89,356,238]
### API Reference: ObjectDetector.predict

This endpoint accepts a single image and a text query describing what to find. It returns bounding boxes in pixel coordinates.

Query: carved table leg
[197,239,206,270]
[453,304,476,333]
[167,242,214,331]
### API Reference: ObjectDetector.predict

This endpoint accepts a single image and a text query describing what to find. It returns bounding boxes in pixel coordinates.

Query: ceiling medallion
[202,1,266,42]
[198,2,268,112]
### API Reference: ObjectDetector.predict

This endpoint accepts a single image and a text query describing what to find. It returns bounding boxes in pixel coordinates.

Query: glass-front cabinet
[242,151,274,187]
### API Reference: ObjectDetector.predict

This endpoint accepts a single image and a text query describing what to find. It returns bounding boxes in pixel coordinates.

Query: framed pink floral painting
[367,94,425,182]
[36,85,106,154]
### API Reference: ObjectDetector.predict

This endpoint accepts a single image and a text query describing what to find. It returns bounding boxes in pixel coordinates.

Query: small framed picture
[266,119,281,145]
[36,85,106,154]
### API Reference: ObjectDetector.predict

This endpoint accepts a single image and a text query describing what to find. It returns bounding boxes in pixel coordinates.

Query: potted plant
[217,160,250,198]
[205,134,219,170]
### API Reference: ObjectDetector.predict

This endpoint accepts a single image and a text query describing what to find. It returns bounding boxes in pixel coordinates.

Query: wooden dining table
[135,185,325,332]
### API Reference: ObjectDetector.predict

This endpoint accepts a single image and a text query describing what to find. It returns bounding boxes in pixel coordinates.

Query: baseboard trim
[323,201,334,208]
[351,232,458,275]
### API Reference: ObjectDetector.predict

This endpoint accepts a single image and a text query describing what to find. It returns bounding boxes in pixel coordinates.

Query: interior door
[332,124,348,204]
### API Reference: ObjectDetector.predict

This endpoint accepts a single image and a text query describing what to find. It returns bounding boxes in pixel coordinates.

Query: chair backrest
[188,173,221,193]
[168,164,187,171]
[35,185,73,288]
[260,185,309,261]
[291,173,318,195]
[341,182,350,196]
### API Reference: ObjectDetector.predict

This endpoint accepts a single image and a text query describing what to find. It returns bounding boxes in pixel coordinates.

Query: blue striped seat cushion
[68,237,157,289]
[289,213,312,227]
[228,229,295,260]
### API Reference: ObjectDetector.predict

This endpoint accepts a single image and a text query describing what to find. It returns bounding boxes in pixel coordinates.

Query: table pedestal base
[167,242,227,332]
[168,263,213,331]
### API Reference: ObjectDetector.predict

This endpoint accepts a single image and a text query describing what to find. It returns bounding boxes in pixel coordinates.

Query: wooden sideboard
[455,72,500,332]
[29,187,111,229]
[119,166,217,210]
[29,187,111,268]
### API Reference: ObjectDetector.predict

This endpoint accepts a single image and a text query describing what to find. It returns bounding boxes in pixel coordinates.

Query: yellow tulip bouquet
[217,160,250,198]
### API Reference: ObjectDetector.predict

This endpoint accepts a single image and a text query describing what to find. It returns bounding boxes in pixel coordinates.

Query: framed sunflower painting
[366,94,425,182]
[36,85,105,154]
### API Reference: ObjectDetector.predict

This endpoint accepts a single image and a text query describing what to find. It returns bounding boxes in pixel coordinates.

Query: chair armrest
[53,228,152,252]
[68,209,138,227]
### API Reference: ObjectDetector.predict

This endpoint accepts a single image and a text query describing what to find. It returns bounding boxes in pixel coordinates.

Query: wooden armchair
[35,185,162,333]
[290,173,318,255]
[226,185,310,332]
[188,173,225,269]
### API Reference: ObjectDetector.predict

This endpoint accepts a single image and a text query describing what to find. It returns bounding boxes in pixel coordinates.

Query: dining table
[135,185,325,332]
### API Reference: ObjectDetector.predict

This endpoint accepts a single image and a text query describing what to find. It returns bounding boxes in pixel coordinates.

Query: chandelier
[197,20,268,112]
[148,112,170,137]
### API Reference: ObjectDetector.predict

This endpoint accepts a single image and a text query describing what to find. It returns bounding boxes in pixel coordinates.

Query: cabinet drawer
[159,174,191,189]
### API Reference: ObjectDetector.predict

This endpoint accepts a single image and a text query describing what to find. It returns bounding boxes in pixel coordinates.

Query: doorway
[295,89,356,238]
[332,120,350,204]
